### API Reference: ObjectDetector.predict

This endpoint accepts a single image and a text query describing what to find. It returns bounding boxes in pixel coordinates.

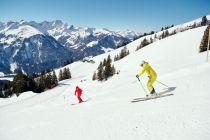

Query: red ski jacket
[75,87,83,96]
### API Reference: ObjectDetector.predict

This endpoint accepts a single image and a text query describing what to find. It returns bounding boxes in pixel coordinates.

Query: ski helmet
[140,60,145,66]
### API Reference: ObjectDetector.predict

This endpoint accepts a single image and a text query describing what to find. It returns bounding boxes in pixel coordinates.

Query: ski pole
[156,80,169,88]
[136,76,148,96]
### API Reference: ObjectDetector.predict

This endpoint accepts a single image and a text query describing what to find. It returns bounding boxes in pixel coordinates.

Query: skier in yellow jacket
[136,61,157,95]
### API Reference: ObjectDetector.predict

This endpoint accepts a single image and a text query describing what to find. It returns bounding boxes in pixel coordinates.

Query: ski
[71,99,89,106]
[131,93,173,103]
[133,87,176,101]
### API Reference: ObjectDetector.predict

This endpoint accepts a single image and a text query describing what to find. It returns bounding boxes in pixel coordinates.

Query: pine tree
[37,75,45,92]
[66,68,71,79]
[97,62,104,81]
[13,70,26,96]
[103,55,113,80]
[201,16,208,26]
[13,70,38,96]
[150,37,153,43]
[114,54,119,61]
[161,31,165,39]
[45,72,52,89]
[2,82,13,97]
[111,65,116,76]
[13,71,22,96]
[199,25,210,52]
[154,34,157,38]
[52,70,58,86]
[27,75,38,92]
[192,22,196,28]
[136,38,150,51]
[107,55,112,65]
[114,55,117,61]
[103,58,107,67]
[171,30,177,35]
[150,31,155,34]
[141,38,150,48]
[127,50,130,55]
[59,69,63,81]
[95,55,116,81]
[104,60,112,80]
[120,48,125,59]
[92,71,97,80]
[63,68,68,79]
[63,68,71,79]
[165,30,169,37]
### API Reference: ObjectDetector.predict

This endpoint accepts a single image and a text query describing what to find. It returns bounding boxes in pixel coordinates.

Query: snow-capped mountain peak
[3,25,42,39]
[0,20,140,74]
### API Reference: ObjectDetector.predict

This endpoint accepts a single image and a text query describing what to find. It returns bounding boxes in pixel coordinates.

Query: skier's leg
[78,94,83,103]
[77,95,81,102]
[147,79,153,93]
[147,77,156,94]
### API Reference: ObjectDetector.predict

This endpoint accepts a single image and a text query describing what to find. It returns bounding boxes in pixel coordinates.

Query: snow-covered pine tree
[45,72,52,89]
[92,71,97,81]
[136,38,150,51]
[13,70,25,96]
[201,16,208,26]
[66,68,71,79]
[59,69,63,81]
[37,74,45,92]
[111,65,116,76]
[103,58,107,67]
[165,30,169,37]
[52,70,58,86]
[62,68,71,80]
[13,70,38,96]
[97,62,104,81]
[104,58,112,80]
[199,25,210,52]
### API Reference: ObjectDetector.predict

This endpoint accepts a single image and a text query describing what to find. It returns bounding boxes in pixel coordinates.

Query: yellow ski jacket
[137,62,157,78]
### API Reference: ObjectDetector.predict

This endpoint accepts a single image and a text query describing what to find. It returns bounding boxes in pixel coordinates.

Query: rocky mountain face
[0,20,140,75]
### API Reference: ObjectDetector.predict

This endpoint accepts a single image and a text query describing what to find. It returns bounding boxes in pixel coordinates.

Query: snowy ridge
[3,25,42,39]
[0,20,140,74]
[127,15,210,48]
[0,20,210,140]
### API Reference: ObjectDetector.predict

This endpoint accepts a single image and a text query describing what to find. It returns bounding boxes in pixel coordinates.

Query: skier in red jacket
[74,86,84,103]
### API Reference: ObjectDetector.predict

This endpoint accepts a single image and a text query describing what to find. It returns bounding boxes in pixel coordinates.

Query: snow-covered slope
[0,25,210,140]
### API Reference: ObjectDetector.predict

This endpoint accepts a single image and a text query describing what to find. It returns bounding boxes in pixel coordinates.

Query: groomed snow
[0,26,210,140]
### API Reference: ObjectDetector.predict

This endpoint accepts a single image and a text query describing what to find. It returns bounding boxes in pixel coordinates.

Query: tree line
[136,16,209,51]
[0,68,72,98]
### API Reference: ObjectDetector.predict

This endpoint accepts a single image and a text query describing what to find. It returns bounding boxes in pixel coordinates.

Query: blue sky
[0,0,209,32]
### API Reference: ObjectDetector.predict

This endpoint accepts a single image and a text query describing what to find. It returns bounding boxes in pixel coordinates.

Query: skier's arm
[137,65,146,77]
[74,90,77,96]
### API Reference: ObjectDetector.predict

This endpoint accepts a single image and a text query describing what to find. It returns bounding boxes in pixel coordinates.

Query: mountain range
[0,20,140,74]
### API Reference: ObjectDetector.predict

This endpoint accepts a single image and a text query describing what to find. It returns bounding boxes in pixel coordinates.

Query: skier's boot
[150,88,157,96]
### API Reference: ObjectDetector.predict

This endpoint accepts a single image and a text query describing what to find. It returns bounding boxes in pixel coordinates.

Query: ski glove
[136,75,139,78]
